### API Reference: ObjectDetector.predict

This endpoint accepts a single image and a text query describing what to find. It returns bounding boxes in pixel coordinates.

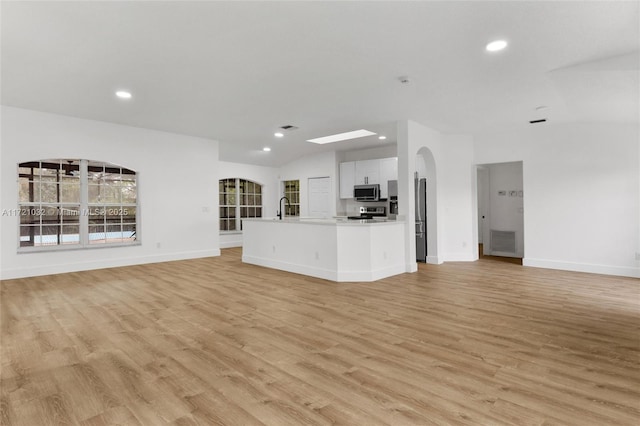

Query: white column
[397,121,417,273]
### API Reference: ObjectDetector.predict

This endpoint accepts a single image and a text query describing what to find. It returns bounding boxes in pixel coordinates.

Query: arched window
[17,159,138,250]
[219,178,262,232]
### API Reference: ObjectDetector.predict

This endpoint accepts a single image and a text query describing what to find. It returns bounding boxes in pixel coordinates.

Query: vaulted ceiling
[2,1,638,166]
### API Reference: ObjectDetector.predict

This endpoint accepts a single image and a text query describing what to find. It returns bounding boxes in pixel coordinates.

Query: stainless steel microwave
[354,184,380,201]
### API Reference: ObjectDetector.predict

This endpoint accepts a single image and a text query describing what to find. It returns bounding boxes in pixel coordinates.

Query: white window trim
[282,179,300,217]
[17,159,140,252]
[219,178,263,234]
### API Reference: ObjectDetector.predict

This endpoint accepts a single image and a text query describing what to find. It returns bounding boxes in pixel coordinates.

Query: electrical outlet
[156,242,161,249]
[636,252,640,261]
[315,251,319,260]
[272,245,276,253]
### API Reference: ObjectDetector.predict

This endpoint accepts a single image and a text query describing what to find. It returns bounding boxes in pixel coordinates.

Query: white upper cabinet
[378,157,398,199]
[355,159,380,185]
[339,157,398,199]
[339,161,356,199]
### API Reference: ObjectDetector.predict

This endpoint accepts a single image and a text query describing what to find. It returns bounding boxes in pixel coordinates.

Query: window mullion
[79,159,89,246]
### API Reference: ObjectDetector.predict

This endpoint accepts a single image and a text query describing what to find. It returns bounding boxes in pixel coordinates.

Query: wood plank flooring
[1,248,639,425]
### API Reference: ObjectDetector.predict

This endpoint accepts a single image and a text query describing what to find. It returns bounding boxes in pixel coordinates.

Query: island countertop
[242,217,403,226]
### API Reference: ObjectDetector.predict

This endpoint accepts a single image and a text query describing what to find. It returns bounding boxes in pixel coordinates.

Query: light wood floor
[1,248,639,425]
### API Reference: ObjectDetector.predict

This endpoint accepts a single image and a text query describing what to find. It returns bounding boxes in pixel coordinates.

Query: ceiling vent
[279,125,298,131]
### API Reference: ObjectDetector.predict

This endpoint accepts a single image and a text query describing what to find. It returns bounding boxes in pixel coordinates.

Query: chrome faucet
[277,196,291,220]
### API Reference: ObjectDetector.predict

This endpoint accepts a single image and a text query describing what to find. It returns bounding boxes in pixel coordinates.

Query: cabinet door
[355,159,380,185]
[339,161,356,199]
[354,161,367,185]
[378,157,398,199]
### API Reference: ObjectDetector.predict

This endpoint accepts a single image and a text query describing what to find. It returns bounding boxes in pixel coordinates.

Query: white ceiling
[2,1,638,167]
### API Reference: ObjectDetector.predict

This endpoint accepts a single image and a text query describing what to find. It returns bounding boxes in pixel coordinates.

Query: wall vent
[490,230,516,253]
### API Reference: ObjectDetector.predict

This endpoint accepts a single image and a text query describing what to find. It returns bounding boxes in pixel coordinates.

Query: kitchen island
[242,218,406,282]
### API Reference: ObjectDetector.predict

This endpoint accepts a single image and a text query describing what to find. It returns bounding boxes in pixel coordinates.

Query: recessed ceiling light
[115,91,132,99]
[274,132,284,138]
[263,147,271,152]
[307,129,376,145]
[378,136,387,140]
[486,40,508,52]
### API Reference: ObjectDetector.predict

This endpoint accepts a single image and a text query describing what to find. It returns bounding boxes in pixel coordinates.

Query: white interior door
[308,177,331,218]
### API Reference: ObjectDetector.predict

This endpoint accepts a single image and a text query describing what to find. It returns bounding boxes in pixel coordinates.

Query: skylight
[307,129,376,144]
[486,40,507,52]
[115,91,132,99]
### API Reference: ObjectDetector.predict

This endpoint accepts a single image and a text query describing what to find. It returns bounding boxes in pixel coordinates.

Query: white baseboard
[219,232,243,248]
[406,262,418,272]
[443,253,476,262]
[426,255,442,264]
[338,264,407,282]
[220,240,242,248]
[243,255,406,282]
[523,258,640,278]
[0,249,221,280]
[242,255,337,281]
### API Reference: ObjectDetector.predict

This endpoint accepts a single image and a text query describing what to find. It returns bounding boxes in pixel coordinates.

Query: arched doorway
[416,147,439,263]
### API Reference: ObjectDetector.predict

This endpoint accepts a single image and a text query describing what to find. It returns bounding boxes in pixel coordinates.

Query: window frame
[16,159,140,253]
[219,178,238,233]
[219,178,263,233]
[283,179,300,217]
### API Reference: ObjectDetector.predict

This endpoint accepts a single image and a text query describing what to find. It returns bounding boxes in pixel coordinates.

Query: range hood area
[354,184,380,201]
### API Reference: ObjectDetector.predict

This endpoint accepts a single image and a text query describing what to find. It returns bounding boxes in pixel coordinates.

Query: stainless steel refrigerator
[415,177,427,262]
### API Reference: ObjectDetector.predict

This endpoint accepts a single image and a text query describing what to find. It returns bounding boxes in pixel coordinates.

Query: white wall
[398,120,477,271]
[341,144,397,162]
[278,150,338,218]
[1,107,220,279]
[440,134,477,261]
[217,161,279,248]
[474,123,639,277]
